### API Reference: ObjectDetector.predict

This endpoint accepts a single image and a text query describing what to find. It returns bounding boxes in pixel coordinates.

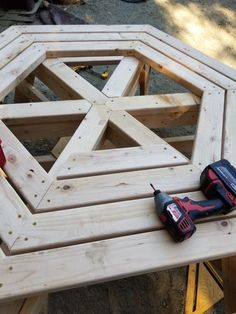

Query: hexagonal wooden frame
[0,25,236,302]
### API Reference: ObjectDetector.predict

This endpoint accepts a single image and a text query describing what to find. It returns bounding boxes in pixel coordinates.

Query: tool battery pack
[200,159,236,213]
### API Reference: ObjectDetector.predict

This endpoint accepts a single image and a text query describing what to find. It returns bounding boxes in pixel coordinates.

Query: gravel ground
[1,0,236,313]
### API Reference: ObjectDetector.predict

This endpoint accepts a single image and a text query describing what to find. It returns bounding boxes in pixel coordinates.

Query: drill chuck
[153,190,173,216]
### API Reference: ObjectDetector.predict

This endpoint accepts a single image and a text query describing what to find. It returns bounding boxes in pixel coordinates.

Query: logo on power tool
[167,203,182,222]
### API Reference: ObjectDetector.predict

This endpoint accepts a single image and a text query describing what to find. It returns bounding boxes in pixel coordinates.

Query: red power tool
[151,159,236,242]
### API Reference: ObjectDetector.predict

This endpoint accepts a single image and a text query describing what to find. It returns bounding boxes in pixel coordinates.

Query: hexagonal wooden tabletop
[0,25,236,302]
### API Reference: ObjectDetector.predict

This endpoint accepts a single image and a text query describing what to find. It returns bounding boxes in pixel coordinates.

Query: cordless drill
[151,159,236,242]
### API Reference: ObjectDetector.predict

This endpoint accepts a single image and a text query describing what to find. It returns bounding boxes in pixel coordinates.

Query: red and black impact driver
[151,159,236,242]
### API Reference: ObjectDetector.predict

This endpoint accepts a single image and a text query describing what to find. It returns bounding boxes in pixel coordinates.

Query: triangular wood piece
[185,263,223,314]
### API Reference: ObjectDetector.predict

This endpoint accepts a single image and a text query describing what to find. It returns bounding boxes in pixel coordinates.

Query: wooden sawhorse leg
[222,256,236,314]
[0,295,48,314]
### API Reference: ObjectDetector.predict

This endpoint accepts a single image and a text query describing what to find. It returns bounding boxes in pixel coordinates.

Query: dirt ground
[1,0,236,313]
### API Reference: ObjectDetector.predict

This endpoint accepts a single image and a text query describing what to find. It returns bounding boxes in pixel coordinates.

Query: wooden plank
[192,90,224,169]
[139,64,151,95]
[222,257,236,314]
[8,120,79,140]
[10,191,204,253]
[51,137,70,159]
[223,90,236,168]
[1,215,236,301]
[35,59,107,104]
[11,191,236,253]
[165,135,194,154]
[49,107,110,178]
[0,100,91,120]
[109,110,169,146]
[0,35,33,70]
[134,43,220,95]
[8,24,236,82]
[141,33,236,90]
[60,56,123,66]
[43,41,135,59]
[185,263,223,314]
[0,299,25,314]
[19,24,146,33]
[15,80,49,103]
[0,121,52,208]
[106,125,137,148]
[2,100,90,140]
[31,32,133,42]
[0,26,22,50]
[57,144,188,179]
[20,295,48,314]
[147,25,236,82]
[15,73,36,103]
[0,44,46,101]
[24,26,236,87]
[109,111,192,159]
[38,164,200,210]
[134,110,198,129]
[0,177,28,249]
[221,89,236,314]
[102,57,143,97]
[106,92,200,113]
[107,93,199,128]
[21,28,236,89]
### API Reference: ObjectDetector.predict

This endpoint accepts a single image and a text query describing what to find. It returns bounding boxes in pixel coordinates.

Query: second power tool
[151,159,236,242]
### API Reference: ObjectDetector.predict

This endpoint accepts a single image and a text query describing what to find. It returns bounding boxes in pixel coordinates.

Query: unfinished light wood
[0,44,46,101]
[0,121,52,208]
[222,256,236,314]
[14,80,49,103]
[102,57,143,97]
[38,164,200,210]
[1,217,236,302]
[49,106,110,177]
[139,64,151,95]
[192,90,224,169]
[223,90,236,168]
[57,144,188,179]
[0,25,236,304]
[35,58,108,103]
[60,56,124,66]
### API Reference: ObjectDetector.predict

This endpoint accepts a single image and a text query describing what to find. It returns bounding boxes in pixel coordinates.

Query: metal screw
[221,221,228,227]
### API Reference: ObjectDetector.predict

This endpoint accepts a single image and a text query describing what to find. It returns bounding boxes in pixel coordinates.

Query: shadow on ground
[68,0,236,68]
